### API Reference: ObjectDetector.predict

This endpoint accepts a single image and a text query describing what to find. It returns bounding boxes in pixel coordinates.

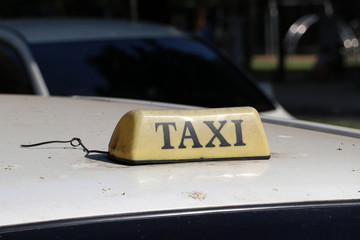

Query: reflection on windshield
[30,38,274,111]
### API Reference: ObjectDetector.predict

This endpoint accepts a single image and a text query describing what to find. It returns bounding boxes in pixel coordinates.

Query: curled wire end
[69,138,81,147]
[69,138,89,153]
[20,137,108,155]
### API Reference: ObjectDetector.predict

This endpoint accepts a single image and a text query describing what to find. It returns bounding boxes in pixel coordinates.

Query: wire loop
[21,137,108,155]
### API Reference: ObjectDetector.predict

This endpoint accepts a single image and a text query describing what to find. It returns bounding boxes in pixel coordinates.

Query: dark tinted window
[0,42,33,94]
[30,38,274,111]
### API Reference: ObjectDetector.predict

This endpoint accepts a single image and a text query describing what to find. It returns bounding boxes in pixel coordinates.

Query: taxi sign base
[109,155,270,165]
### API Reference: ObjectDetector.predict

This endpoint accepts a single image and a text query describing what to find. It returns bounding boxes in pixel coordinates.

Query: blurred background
[1,0,359,127]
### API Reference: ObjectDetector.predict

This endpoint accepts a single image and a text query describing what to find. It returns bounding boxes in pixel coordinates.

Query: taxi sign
[109,107,270,164]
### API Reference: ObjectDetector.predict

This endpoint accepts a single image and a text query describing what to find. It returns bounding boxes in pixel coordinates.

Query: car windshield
[30,38,275,111]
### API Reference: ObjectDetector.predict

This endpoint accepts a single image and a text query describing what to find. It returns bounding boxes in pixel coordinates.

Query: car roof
[1,95,360,228]
[0,18,188,43]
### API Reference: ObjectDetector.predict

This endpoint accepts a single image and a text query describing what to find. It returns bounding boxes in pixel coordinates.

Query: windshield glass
[30,38,275,111]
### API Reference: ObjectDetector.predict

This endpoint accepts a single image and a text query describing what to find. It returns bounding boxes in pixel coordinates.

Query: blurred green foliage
[302,118,360,130]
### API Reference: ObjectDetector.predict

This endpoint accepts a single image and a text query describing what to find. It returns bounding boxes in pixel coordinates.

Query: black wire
[21,137,108,155]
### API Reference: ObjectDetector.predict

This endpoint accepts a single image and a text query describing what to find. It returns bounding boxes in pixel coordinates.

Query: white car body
[0,95,359,238]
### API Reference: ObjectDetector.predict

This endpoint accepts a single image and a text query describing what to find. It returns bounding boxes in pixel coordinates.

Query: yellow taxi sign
[109,107,270,164]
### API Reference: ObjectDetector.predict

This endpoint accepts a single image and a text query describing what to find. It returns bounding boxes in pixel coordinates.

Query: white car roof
[0,18,188,43]
[1,95,360,228]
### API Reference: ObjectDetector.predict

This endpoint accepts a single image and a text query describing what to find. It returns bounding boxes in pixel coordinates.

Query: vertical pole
[130,0,138,21]
[267,0,279,56]
[276,0,285,82]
